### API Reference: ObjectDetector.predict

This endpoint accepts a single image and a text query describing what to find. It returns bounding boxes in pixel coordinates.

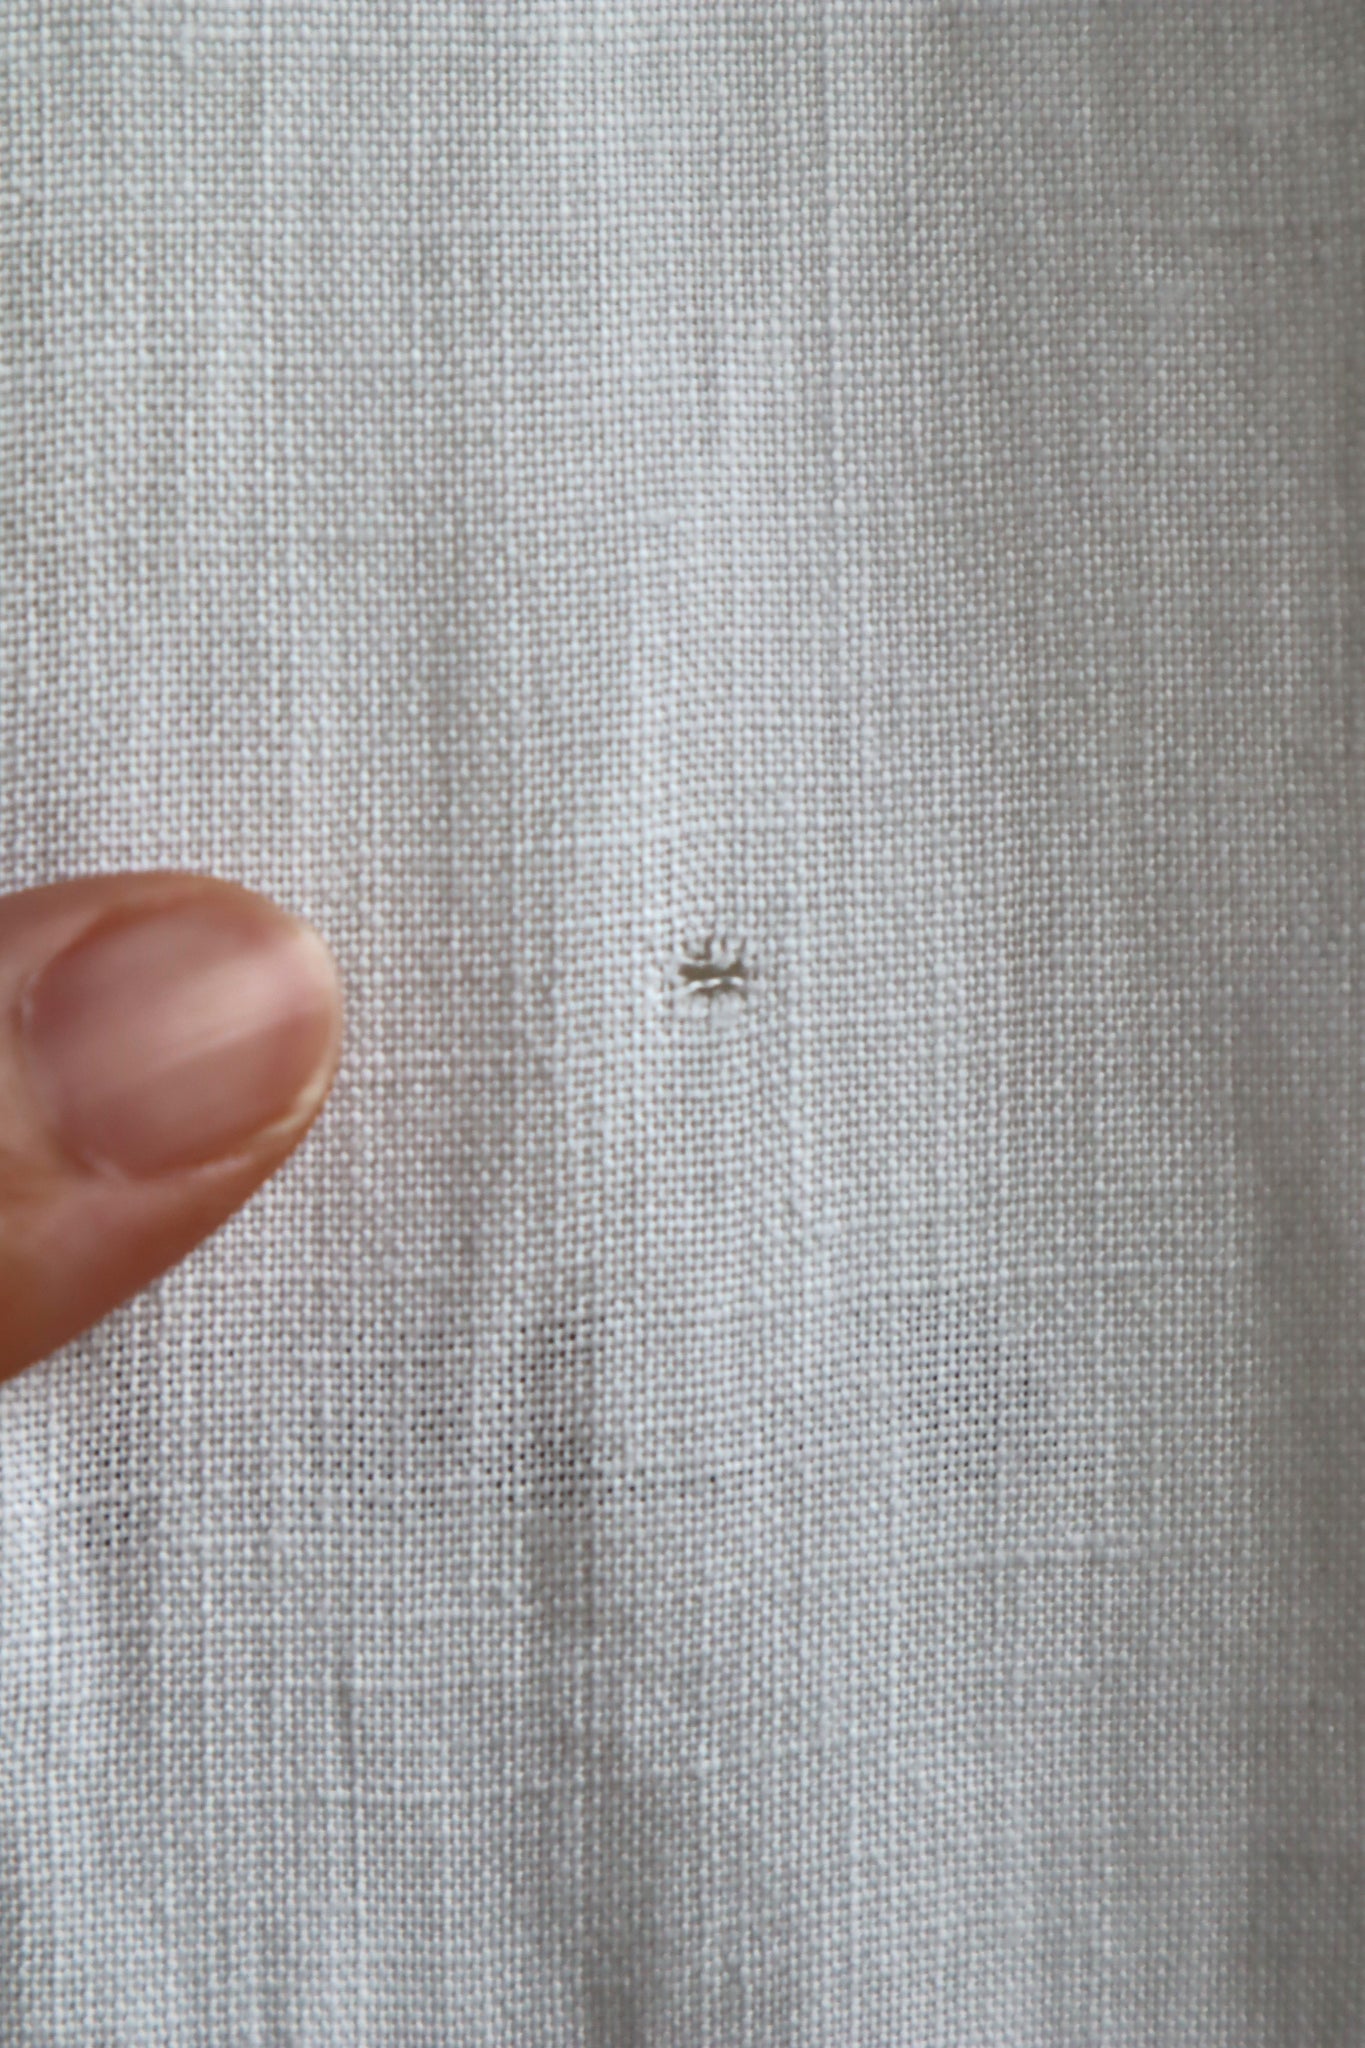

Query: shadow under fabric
[2,5,1364,2043]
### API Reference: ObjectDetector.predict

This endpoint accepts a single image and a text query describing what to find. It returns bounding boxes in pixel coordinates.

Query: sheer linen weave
[3,5,1365,2042]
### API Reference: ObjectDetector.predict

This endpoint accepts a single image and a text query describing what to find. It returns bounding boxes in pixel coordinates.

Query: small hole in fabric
[675,932,750,1003]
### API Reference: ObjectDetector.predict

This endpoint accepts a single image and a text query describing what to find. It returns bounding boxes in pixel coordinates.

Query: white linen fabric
[3,4,1364,2041]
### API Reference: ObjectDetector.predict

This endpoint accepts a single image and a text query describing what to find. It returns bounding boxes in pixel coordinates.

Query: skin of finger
[0,871,342,1383]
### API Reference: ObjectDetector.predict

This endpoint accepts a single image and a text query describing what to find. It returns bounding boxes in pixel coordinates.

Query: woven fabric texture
[3,5,1364,2042]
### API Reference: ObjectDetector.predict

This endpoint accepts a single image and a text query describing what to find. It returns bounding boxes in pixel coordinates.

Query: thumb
[0,872,343,1385]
